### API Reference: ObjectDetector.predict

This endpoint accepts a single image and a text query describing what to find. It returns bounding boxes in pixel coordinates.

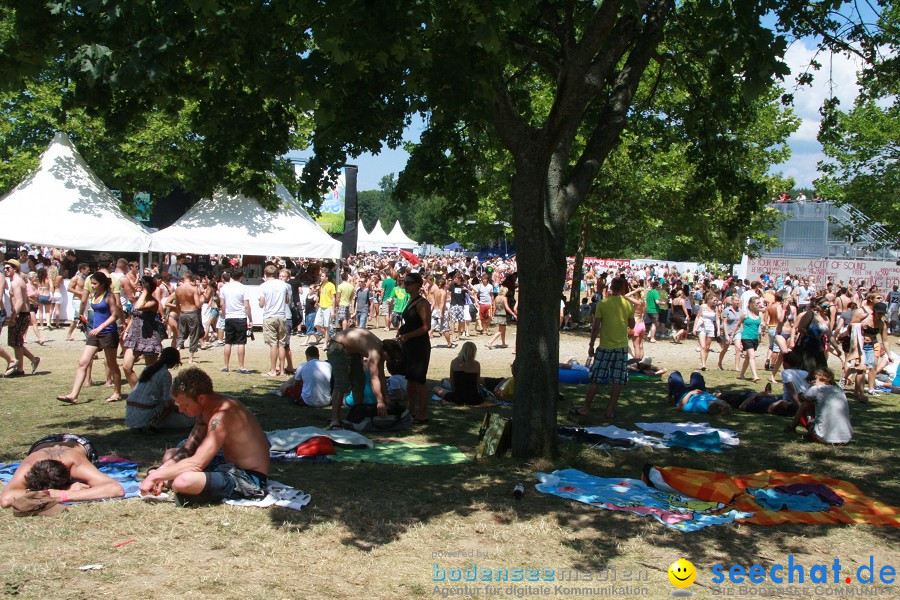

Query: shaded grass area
[0,339,897,599]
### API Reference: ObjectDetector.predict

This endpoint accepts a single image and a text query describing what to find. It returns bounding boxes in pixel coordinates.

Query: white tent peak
[387,221,417,248]
[369,220,389,243]
[0,132,151,251]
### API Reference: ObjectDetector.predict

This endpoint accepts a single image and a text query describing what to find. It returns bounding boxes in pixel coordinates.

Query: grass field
[0,325,897,599]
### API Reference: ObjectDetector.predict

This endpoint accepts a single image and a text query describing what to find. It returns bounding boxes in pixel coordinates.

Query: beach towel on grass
[0,458,140,501]
[224,481,311,511]
[536,469,750,532]
[332,442,469,465]
[665,431,726,453]
[267,427,374,450]
[644,466,900,527]
[636,422,740,446]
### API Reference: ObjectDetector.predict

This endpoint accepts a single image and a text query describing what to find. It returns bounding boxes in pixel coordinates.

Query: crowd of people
[0,242,896,511]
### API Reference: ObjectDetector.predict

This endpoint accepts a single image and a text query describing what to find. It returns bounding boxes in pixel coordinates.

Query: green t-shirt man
[392,286,409,314]
[645,288,660,314]
[381,277,396,303]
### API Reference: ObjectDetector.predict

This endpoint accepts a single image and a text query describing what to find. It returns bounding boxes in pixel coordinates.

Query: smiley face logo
[668,558,696,588]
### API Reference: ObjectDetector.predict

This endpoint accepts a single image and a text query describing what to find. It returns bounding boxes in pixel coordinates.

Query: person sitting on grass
[626,356,667,376]
[785,368,853,445]
[433,341,483,405]
[138,367,271,506]
[0,434,124,510]
[125,347,196,433]
[279,345,332,407]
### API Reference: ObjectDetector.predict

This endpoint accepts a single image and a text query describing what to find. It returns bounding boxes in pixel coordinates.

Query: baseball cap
[873,302,888,315]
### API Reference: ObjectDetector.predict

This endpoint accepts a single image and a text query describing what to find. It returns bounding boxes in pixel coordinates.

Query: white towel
[267,426,374,450]
[224,481,311,511]
[634,422,740,446]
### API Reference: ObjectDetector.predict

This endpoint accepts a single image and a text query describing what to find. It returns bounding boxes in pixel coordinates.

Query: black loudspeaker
[335,165,358,258]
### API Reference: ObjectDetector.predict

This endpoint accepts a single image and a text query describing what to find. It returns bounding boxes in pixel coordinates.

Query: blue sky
[298,40,864,192]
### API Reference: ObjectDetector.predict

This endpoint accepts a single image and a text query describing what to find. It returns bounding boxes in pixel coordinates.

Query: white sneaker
[867,389,882,396]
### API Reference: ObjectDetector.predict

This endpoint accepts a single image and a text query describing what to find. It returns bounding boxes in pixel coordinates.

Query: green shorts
[327,340,366,399]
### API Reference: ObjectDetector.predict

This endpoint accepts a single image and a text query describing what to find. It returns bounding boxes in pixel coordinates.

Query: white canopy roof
[357,220,371,242]
[368,220,390,244]
[148,182,341,258]
[387,221,418,248]
[0,133,151,251]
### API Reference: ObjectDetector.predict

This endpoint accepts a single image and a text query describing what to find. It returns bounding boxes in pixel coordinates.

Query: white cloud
[782,40,865,120]
[789,118,821,144]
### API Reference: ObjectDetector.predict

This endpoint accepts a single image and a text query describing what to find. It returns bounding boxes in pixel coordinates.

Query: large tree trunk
[568,217,589,324]
[510,166,567,459]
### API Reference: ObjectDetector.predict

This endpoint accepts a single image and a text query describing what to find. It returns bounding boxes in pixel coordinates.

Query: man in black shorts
[0,265,12,372]
[139,367,270,506]
[219,270,251,374]
[1,433,124,511]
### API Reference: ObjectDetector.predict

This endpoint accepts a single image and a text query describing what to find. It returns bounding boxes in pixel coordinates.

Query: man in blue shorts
[139,367,270,506]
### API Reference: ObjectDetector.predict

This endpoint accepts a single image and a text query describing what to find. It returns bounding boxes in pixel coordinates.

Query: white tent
[356,220,372,252]
[387,221,418,249]
[0,133,151,251]
[148,183,341,258]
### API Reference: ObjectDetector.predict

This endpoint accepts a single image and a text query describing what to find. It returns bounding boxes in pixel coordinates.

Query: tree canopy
[0,0,887,457]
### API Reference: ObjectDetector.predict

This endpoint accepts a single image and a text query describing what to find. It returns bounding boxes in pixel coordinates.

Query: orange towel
[645,466,900,527]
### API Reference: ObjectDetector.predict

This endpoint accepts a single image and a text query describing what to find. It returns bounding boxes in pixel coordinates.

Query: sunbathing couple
[666,351,852,445]
[3,331,405,510]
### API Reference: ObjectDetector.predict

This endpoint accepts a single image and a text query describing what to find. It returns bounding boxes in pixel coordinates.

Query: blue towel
[749,488,831,512]
[536,469,751,532]
[0,460,140,501]
[665,431,723,453]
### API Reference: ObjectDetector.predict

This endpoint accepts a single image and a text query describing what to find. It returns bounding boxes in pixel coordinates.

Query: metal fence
[762,202,898,261]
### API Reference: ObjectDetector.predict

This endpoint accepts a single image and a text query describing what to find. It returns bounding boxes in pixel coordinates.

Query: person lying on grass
[666,370,732,415]
[138,367,271,506]
[0,433,124,508]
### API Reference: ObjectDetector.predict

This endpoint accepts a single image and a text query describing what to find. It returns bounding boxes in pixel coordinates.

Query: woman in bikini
[768,292,797,382]
[624,280,646,361]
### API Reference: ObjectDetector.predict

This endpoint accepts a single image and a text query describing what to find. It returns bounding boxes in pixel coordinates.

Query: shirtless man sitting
[326,328,404,429]
[0,433,125,509]
[138,367,270,506]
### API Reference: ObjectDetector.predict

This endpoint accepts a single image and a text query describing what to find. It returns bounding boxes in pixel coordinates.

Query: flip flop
[327,422,344,431]
[57,395,78,404]
[105,395,123,403]
[31,357,41,375]
[569,407,588,418]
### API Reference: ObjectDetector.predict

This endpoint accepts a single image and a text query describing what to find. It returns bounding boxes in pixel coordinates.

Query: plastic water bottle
[513,483,524,500]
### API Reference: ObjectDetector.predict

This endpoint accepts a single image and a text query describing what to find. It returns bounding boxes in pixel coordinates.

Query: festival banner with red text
[748,257,900,289]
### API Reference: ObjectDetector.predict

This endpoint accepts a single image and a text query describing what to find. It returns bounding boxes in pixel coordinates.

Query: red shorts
[479,304,491,320]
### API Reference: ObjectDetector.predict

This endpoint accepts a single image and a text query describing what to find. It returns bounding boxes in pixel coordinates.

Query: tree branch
[561,0,674,220]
